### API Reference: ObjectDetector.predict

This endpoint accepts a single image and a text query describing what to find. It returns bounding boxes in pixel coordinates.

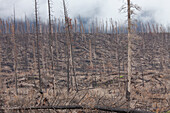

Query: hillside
[0,32,169,112]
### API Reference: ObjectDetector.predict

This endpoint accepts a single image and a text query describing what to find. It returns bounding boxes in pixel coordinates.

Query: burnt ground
[0,33,170,113]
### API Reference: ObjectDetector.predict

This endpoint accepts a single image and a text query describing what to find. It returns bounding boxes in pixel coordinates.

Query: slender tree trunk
[63,0,70,93]
[12,23,18,95]
[0,19,2,34]
[11,8,18,95]
[74,19,77,33]
[115,22,121,79]
[48,0,54,71]
[106,20,108,33]
[35,0,42,93]
[0,44,1,72]
[0,44,2,88]
[32,41,37,88]
[89,40,93,68]
[48,0,55,95]
[58,19,61,33]
[127,0,132,110]
[63,0,78,93]
[55,33,59,71]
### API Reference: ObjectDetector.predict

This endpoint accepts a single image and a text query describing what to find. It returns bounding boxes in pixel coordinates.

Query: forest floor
[0,33,170,113]
[0,69,169,113]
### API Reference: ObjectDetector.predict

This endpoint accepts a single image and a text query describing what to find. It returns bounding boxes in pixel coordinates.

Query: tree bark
[48,0,55,95]
[35,0,42,93]
[127,0,132,110]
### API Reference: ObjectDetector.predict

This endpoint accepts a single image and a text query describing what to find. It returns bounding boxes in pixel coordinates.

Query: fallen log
[4,105,154,113]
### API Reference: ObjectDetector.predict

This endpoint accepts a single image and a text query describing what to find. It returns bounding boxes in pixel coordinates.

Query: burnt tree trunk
[35,0,42,93]
[127,0,132,110]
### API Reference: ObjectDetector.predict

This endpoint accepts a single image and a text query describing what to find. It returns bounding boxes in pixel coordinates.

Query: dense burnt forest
[0,17,170,113]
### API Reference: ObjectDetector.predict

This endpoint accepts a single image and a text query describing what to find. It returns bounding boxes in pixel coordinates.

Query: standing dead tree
[35,0,42,93]
[0,40,2,89]
[115,22,121,79]
[120,0,141,109]
[63,0,70,94]
[127,0,132,109]
[11,23,18,95]
[63,0,78,93]
[0,19,2,34]
[48,0,55,94]
[11,7,18,95]
[23,16,29,71]
[89,40,93,69]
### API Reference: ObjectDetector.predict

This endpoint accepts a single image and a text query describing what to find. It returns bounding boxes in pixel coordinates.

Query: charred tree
[11,7,18,95]
[127,0,132,109]
[34,0,42,93]
[48,0,55,94]
[63,0,78,93]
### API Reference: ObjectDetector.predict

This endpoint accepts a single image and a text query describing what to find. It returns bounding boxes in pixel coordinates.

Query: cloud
[0,0,170,26]
[134,0,170,26]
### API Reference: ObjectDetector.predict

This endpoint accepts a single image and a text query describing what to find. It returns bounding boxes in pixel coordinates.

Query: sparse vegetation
[0,0,169,113]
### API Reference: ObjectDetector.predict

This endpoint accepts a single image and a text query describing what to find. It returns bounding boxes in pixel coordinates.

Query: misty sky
[0,0,170,26]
